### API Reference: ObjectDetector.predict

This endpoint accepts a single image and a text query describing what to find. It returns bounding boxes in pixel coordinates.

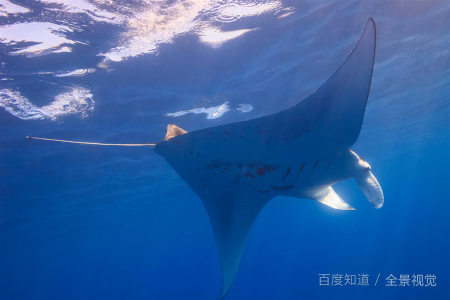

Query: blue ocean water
[0,1,449,299]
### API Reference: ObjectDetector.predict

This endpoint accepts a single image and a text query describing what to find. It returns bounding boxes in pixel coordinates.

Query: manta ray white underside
[155,18,383,298]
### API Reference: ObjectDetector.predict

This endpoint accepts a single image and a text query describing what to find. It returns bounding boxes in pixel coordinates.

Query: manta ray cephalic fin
[355,171,384,208]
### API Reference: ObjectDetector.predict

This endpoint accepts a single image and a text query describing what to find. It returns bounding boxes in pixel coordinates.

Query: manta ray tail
[25,123,188,146]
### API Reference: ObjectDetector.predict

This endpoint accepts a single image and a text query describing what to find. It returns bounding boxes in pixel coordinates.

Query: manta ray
[27,19,383,298]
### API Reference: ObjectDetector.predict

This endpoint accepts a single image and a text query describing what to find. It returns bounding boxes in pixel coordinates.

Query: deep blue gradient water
[0,1,449,299]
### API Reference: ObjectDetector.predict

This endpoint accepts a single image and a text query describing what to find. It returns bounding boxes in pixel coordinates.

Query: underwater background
[0,0,449,299]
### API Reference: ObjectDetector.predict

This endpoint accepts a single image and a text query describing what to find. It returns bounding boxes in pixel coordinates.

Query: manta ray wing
[154,144,273,298]
[167,19,376,165]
